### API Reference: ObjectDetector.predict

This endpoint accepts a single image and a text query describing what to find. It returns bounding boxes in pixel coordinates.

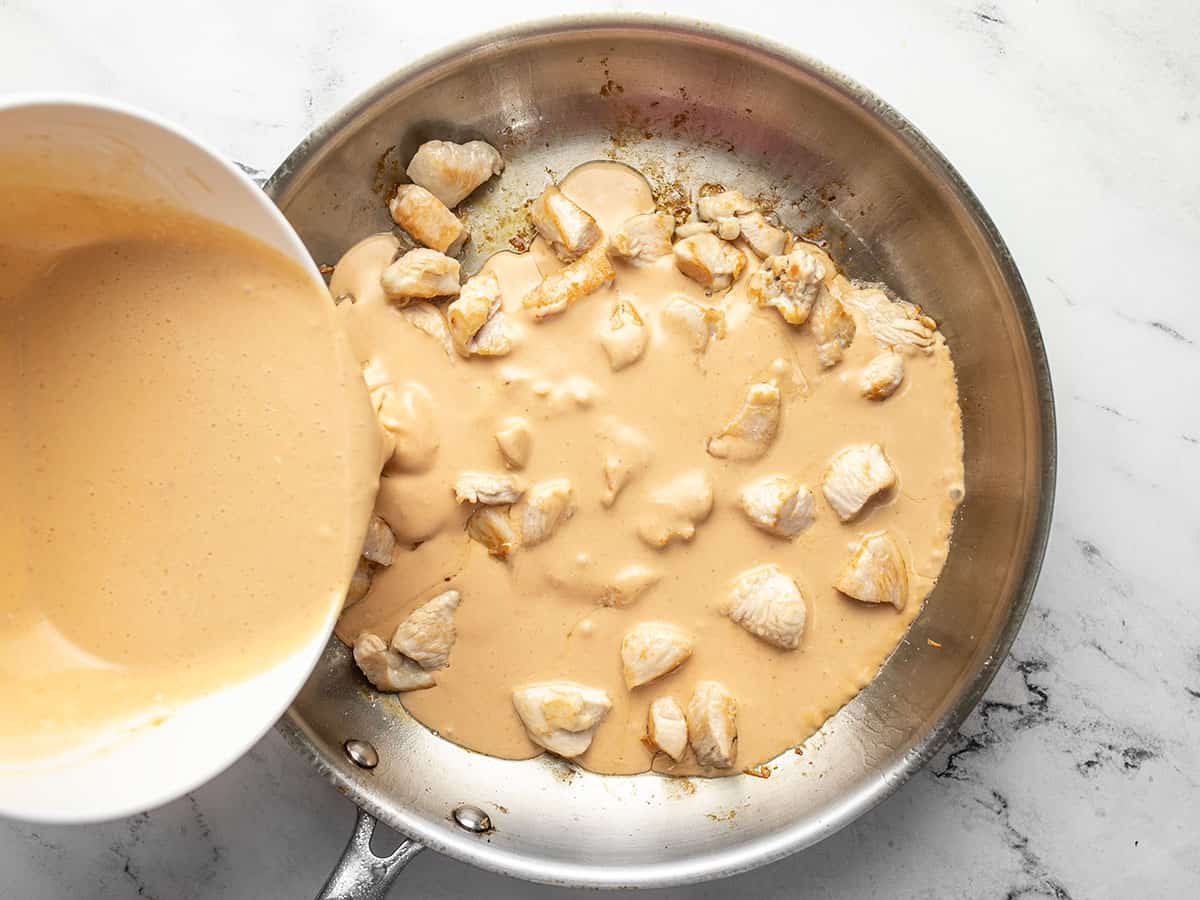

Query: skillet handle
[316,808,424,900]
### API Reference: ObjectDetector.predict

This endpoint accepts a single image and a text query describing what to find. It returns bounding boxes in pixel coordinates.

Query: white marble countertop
[3,0,1199,896]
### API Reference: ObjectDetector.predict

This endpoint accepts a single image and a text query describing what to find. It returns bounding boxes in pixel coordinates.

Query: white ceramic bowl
[0,96,336,824]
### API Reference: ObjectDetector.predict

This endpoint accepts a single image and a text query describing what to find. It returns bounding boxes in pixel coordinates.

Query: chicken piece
[706,382,781,461]
[860,351,905,400]
[390,589,461,670]
[518,478,575,547]
[470,310,513,356]
[446,270,499,350]
[637,469,715,548]
[598,564,662,608]
[647,697,688,762]
[345,558,374,608]
[610,212,675,265]
[494,417,532,469]
[675,220,716,238]
[352,633,435,692]
[737,475,815,539]
[747,247,825,325]
[598,298,648,371]
[446,270,512,357]
[397,302,456,358]
[660,296,726,354]
[843,287,938,353]
[811,288,856,367]
[673,233,746,292]
[716,216,741,241]
[380,249,461,302]
[697,189,756,221]
[466,505,519,560]
[522,244,615,320]
[836,531,909,610]
[737,211,789,258]
[453,472,526,505]
[376,382,439,473]
[622,622,694,688]
[687,681,737,768]
[600,419,653,507]
[362,515,397,565]
[532,185,602,262]
[512,682,612,757]
[727,564,807,650]
[406,139,504,209]
[388,184,467,255]
[821,443,896,521]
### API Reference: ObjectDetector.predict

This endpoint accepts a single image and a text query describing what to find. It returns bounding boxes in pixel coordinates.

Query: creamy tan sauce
[0,185,378,760]
[334,162,963,775]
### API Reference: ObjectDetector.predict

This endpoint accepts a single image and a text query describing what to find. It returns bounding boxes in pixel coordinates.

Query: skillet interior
[267,16,1054,889]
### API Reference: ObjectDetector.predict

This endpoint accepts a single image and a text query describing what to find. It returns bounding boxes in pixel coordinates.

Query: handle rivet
[452,805,492,834]
[344,739,379,769]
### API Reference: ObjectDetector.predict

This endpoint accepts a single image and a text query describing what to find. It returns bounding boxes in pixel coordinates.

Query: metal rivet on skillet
[343,739,379,769]
[452,805,492,834]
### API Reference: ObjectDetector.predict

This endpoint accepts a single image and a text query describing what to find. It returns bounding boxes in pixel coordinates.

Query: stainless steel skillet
[264,14,1055,897]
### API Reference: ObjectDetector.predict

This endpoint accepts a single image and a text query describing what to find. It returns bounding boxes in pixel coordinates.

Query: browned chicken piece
[715,217,741,241]
[610,212,675,265]
[388,184,467,255]
[660,296,726,355]
[697,189,756,221]
[397,302,456,358]
[706,382,781,461]
[621,622,694,688]
[727,564,807,650]
[468,310,513,356]
[446,270,512,357]
[859,351,905,400]
[466,505,519,560]
[353,633,435,692]
[532,185,602,262]
[518,478,576,547]
[675,220,716,239]
[391,589,461,670]
[453,472,526,505]
[746,247,825,325]
[687,681,737,768]
[361,515,397,566]
[522,244,615,320]
[673,233,746,292]
[843,287,938,353]
[821,443,896,521]
[811,287,856,367]
[835,531,909,610]
[737,211,790,258]
[600,418,653,507]
[737,475,815,539]
[494,417,532,469]
[598,564,662,608]
[345,558,374,608]
[647,697,688,762]
[406,139,504,209]
[380,249,461,302]
[375,381,439,474]
[598,298,648,371]
[637,469,715,548]
[512,682,612,757]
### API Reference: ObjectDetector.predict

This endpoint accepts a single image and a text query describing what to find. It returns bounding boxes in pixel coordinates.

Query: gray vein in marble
[233,160,268,186]
[976,789,1073,900]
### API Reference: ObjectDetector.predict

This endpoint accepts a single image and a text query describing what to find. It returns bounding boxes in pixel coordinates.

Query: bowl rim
[268,12,1057,887]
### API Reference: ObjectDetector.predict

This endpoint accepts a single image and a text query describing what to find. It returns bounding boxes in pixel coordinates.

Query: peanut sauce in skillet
[333,161,964,775]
